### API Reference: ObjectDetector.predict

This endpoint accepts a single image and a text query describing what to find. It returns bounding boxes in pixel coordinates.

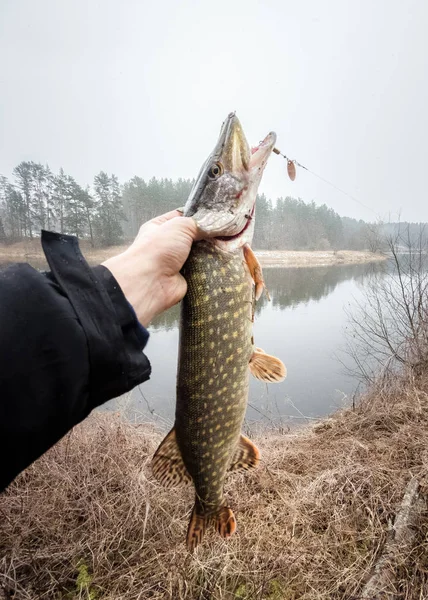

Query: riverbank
[1,371,427,599]
[0,240,386,268]
[257,249,386,267]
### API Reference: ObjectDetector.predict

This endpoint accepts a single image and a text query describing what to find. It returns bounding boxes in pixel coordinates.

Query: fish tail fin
[214,506,237,540]
[186,504,208,551]
[186,503,237,551]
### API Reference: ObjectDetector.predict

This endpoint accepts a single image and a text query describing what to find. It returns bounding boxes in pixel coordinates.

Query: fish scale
[151,113,286,550]
[176,241,254,511]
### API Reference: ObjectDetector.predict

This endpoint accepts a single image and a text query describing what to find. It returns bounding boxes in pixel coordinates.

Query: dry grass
[2,373,428,599]
[0,240,121,266]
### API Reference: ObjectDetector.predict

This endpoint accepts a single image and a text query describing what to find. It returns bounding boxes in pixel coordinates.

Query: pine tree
[0,215,6,244]
[64,177,93,238]
[93,172,125,246]
[13,162,34,238]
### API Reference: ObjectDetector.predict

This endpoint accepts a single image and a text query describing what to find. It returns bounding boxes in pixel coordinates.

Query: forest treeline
[0,161,423,250]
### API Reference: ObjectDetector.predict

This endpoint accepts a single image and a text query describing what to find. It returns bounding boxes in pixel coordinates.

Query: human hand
[102,210,200,327]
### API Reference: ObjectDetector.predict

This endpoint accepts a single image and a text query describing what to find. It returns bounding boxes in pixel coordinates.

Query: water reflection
[116,260,384,428]
[0,256,381,331]
[259,263,380,310]
[151,262,382,330]
[151,304,180,331]
[1,252,383,427]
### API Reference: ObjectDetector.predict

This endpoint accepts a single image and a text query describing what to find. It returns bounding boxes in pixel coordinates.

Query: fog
[1,0,427,222]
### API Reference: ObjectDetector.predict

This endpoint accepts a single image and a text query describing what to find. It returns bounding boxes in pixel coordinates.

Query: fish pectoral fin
[229,434,261,473]
[243,243,270,301]
[249,347,287,382]
[151,427,192,488]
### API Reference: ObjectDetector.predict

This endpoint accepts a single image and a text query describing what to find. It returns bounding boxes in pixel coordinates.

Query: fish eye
[207,162,224,179]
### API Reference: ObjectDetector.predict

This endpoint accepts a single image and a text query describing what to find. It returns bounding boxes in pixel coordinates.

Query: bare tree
[344,224,428,383]
[364,221,385,253]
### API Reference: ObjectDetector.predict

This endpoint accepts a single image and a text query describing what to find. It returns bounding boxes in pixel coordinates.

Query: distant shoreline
[257,249,387,268]
[0,242,386,268]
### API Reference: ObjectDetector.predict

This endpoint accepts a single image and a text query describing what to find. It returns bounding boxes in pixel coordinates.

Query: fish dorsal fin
[249,347,287,382]
[152,427,192,488]
[229,434,261,473]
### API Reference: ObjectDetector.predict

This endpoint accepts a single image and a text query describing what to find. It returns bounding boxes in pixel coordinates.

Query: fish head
[184,113,276,250]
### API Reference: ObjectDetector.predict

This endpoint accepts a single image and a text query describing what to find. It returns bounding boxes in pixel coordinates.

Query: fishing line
[273,147,380,219]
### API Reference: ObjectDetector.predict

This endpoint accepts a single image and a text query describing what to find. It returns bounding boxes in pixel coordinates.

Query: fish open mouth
[249,130,276,162]
[215,131,276,242]
[216,203,255,241]
[185,115,276,243]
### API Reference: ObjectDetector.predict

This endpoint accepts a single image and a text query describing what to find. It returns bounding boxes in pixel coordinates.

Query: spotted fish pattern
[177,242,254,508]
[152,240,286,550]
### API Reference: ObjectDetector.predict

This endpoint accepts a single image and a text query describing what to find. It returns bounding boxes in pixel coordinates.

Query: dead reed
[2,372,428,599]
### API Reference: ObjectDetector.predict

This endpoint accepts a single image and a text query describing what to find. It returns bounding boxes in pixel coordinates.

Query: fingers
[138,210,202,241]
[154,274,188,318]
[137,210,182,236]
[139,209,206,243]
[161,215,200,242]
[172,273,187,304]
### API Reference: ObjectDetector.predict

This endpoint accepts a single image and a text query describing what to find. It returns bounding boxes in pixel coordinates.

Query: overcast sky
[1,0,427,222]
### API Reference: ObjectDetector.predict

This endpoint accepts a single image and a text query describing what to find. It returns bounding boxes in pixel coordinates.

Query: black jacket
[0,231,151,491]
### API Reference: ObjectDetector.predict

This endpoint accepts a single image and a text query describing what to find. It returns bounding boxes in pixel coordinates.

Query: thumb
[160,215,202,242]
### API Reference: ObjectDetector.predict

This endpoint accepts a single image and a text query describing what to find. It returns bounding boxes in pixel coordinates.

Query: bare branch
[344,224,428,382]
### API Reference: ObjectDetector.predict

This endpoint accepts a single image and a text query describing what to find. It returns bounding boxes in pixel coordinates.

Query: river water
[0,256,382,427]
[108,261,383,428]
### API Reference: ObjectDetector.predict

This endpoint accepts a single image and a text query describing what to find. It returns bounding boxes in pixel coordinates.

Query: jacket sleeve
[0,231,151,491]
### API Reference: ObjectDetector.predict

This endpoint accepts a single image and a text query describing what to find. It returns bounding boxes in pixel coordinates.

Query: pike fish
[152,113,286,550]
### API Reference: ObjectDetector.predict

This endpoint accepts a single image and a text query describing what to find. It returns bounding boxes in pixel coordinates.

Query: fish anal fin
[229,434,261,473]
[243,243,270,301]
[249,347,286,382]
[151,427,191,488]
